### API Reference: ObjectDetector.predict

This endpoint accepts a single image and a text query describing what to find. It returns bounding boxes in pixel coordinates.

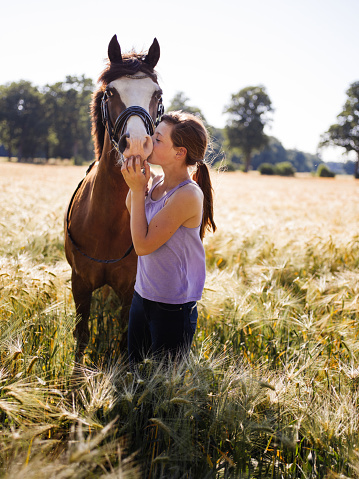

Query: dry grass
[1,162,359,478]
[212,170,357,241]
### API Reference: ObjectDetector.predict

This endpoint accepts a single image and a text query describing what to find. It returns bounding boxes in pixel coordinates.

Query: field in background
[1,162,359,478]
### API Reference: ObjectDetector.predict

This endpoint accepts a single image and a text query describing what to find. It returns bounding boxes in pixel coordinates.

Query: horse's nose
[118,133,129,154]
[122,133,153,159]
[142,135,154,158]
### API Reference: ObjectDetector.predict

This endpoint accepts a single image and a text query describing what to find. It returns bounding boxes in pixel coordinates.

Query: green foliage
[222,161,238,172]
[0,76,94,164]
[251,137,320,172]
[42,75,94,165]
[0,81,47,161]
[252,136,287,169]
[207,126,225,166]
[319,80,359,178]
[166,91,206,121]
[258,162,276,175]
[317,163,336,177]
[166,92,226,166]
[286,149,320,172]
[326,160,356,175]
[259,161,296,176]
[275,161,296,176]
[224,85,273,172]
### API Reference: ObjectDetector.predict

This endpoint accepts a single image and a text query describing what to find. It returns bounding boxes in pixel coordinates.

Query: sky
[1,0,358,162]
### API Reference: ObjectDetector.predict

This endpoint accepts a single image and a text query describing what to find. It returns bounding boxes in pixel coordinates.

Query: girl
[121,111,216,364]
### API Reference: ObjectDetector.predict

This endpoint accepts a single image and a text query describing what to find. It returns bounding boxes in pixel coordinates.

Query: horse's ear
[144,38,160,68]
[108,34,123,63]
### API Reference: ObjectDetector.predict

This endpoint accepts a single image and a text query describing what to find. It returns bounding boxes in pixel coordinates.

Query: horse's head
[92,35,163,163]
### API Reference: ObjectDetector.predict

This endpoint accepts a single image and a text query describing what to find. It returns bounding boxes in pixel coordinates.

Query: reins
[66,161,134,264]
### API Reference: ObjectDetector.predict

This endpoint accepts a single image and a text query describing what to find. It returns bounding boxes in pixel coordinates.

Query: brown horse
[65,35,163,362]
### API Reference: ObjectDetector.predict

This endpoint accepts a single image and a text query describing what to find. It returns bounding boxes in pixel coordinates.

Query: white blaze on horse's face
[109,76,160,161]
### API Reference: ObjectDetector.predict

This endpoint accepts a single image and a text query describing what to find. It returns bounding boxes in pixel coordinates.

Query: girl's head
[160,111,216,239]
[160,111,208,167]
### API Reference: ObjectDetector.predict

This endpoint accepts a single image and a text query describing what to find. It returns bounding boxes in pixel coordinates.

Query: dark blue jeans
[128,290,198,364]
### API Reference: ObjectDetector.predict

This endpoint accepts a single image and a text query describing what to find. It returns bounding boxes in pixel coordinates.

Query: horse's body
[65,36,162,362]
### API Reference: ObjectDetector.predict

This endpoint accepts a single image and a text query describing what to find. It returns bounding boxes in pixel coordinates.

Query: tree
[166,91,206,120]
[166,91,225,165]
[317,163,335,178]
[167,91,228,166]
[42,75,94,164]
[0,76,94,163]
[224,85,273,172]
[0,81,47,161]
[319,81,359,178]
[250,136,287,169]
[249,137,320,173]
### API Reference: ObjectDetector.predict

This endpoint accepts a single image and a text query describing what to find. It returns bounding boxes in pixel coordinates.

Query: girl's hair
[161,111,216,239]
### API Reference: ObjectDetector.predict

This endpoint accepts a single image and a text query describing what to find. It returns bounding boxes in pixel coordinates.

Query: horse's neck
[90,141,128,214]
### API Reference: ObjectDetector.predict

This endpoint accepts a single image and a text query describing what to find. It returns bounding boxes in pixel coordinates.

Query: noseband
[101,76,164,155]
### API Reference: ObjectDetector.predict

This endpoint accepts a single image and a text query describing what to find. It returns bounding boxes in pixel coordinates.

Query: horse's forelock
[98,52,158,86]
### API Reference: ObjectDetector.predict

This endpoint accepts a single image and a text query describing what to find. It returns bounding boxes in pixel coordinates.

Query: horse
[65,35,163,363]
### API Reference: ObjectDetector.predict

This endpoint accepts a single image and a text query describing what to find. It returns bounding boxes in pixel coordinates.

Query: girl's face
[148,122,176,166]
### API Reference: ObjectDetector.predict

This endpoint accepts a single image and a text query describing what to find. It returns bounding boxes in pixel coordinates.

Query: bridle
[66,74,164,264]
[101,74,164,155]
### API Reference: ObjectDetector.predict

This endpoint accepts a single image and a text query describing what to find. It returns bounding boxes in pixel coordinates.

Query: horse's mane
[91,52,158,160]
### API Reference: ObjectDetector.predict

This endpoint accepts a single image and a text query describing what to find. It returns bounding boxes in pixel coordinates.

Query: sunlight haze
[1,0,358,162]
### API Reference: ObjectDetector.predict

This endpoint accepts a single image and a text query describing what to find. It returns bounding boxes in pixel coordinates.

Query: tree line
[0,78,358,177]
[170,83,359,178]
[0,76,94,164]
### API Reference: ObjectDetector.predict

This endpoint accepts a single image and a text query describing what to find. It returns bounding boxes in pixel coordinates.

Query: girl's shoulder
[181,180,204,197]
[167,180,203,206]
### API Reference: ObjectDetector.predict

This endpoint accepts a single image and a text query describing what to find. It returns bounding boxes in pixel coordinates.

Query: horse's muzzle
[121,133,153,161]
[118,133,130,154]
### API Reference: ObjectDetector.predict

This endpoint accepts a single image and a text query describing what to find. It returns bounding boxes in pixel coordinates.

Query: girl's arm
[122,157,202,256]
[125,189,131,213]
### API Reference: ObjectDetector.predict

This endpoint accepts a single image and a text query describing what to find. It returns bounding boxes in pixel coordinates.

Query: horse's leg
[115,287,135,356]
[71,270,92,364]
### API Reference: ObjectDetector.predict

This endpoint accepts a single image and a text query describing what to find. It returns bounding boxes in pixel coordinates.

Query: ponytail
[161,111,217,240]
[192,162,216,240]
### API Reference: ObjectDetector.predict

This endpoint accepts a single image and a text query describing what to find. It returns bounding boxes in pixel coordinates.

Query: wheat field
[1,162,359,478]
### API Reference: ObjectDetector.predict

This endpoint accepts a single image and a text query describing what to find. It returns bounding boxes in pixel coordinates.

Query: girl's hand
[121,156,150,193]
